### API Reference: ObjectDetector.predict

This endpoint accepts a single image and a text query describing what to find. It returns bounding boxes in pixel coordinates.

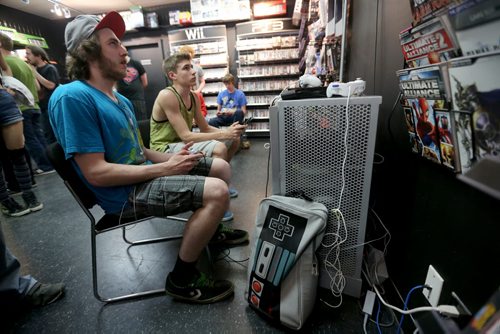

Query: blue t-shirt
[216,89,247,112]
[49,80,147,214]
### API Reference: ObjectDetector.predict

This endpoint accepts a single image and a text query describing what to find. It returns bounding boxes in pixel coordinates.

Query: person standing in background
[0,32,54,175]
[0,40,43,216]
[25,45,60,144]
[178,45,205,94]
[116,56,149,120]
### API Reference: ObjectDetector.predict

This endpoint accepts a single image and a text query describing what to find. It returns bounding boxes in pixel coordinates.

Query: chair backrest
[137,119,150,149]
[46,142,97,209]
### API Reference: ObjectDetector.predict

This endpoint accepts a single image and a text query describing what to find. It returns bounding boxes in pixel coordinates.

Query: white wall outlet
[422,265,444,307]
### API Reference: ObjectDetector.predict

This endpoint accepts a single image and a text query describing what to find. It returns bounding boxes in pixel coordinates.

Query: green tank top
[149,86,196,152]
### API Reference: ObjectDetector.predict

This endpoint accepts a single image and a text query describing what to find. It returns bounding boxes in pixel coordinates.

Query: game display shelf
[168,25,229,113]
[235,18,301,137]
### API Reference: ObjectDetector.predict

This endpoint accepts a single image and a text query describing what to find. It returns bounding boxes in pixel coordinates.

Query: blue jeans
[22,109,53,171]
[208,110,244,127]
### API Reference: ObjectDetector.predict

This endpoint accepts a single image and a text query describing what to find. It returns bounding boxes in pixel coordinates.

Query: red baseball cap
[65,11,125,53]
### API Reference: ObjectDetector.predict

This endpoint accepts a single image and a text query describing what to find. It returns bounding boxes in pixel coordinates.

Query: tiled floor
[2,138,387,333]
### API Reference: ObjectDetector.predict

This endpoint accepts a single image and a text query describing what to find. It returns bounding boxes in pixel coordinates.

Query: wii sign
[169,25,227,43]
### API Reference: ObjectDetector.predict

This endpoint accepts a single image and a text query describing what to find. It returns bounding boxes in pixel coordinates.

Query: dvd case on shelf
[399,15,460,68]
[435,109,458,169]
[397,64,452,166]
[408,0,457,25]
[448,0,500,57]
[448,52,500,162]
[452,110,475,173]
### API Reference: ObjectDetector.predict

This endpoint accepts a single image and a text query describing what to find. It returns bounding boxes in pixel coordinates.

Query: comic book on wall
[435,109,458,169]
[399,15,460,68]
[397,64,451,165]
[451,110,475,173]
[408,0,457,25]
[448,0,500,57]
[403,106,421,154]
[448,52,500,162]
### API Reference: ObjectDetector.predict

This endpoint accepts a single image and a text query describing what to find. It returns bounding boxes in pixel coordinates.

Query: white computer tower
[270,96,382,297]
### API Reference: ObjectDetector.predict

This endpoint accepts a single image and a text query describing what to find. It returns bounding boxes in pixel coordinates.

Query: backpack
[246,195,328,330]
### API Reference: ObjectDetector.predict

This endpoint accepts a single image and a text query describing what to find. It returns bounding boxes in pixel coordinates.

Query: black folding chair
[46,142,188,303]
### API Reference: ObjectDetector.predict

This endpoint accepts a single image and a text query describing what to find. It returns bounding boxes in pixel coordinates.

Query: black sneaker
[22,191,43,212]
[0,198,30,217]
[210,224,249,246]
[165,272,234,304]
[25,282,65,307]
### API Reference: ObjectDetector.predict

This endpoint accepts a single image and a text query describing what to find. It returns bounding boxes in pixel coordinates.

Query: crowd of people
[0,10,253,318]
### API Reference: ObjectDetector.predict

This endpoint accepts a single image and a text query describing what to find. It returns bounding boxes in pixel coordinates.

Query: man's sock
[170,256,199,286]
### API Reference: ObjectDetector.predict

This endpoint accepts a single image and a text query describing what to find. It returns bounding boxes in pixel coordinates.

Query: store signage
[253,0,287,18]
[190,0,251,24]
[169,25,227,42]
[236,18,296,36]
[0,26,48,48]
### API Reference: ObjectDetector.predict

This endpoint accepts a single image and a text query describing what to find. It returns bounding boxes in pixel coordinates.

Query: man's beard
[98,55,126,81]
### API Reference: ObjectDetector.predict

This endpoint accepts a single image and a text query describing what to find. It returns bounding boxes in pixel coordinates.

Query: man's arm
[155,89,240,142]
[32,67,56,90]
[74,150,201,187]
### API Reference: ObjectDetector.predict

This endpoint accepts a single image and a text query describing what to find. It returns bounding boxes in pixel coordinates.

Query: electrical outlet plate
[422,265,444,307]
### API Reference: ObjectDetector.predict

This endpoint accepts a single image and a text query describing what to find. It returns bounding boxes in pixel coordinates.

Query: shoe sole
[221,216,234,222]
[29,203,44,212]
[165,285,234,304]
[2,208,31,217]
[210,233,249,246]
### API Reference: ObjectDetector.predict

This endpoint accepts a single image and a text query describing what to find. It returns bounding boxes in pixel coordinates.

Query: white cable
[373,284,460,316]
[370,208,392,255]
[321,89,351,308]
[363,313,369,334]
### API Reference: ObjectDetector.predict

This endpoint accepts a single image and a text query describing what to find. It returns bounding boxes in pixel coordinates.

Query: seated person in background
[209,73,247,128]
[49,12,248,304]
[209,73,251,149]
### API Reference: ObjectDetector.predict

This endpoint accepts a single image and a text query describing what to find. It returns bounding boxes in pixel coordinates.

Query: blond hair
[178,45,195,58]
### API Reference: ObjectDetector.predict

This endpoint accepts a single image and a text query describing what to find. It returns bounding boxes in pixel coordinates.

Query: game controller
[299,74,322,88]
[188,148,199,155]
[326,78,366,97]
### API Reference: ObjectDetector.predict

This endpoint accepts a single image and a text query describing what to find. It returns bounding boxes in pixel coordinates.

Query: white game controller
[326,78,366,97]
[299,74,322,88]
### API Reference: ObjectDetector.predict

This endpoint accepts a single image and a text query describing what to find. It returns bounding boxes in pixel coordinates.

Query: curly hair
[66,33,101,80]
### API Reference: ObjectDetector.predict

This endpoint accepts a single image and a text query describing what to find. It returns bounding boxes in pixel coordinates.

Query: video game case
[448,51,500,162]
[451,110,475,173]
[408,0,458,26]
[447,0,500,57]
[397,64,452,165]
[399,15,460,68]
[435,109,459,170]
[403,106,421,154]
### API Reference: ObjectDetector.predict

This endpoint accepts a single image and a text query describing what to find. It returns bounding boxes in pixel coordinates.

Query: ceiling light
[54,3,62,16]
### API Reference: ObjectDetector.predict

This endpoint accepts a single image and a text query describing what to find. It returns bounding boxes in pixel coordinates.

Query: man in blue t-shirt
[49,11,247,305]
[209,73,247,127]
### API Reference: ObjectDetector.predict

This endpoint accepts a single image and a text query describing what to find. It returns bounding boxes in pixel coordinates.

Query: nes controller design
[248,206,306,312]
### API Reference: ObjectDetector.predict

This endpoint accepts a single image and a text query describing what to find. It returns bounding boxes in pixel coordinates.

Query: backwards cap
[65,11,125,54]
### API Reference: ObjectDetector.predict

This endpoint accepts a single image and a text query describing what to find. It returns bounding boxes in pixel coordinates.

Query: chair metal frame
[47,142,190,303]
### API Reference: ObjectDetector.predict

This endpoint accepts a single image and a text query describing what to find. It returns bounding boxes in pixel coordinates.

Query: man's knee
[212,142,228,160]
[204,177,229,202]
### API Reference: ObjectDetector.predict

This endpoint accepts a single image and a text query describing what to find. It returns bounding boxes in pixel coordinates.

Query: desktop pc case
[270,96,381,297]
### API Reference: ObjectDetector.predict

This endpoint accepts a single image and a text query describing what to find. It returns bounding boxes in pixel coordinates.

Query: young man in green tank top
[150,53,245,220]
[150,53,245,162]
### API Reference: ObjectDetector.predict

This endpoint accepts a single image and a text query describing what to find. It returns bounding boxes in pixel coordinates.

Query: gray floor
[2,138,387,333]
